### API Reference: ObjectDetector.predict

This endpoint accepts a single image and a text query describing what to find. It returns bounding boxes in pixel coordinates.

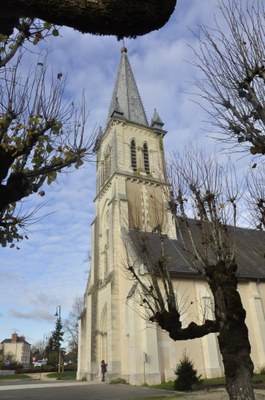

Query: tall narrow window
[131,139,137,171]
[104,146,111,181]
[143,142,150,173]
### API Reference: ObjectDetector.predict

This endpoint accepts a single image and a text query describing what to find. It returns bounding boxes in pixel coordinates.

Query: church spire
[107,47,148,126]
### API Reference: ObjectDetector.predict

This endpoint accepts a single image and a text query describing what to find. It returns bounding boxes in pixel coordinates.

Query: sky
[0,0,248,348]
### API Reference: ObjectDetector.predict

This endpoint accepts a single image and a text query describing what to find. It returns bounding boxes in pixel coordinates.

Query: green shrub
[0,361,23,371]
[174,351,201,391]
[109,377,128,384]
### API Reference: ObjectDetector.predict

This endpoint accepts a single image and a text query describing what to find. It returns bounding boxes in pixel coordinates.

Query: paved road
[2,380,265,400]
[0,381,176,400]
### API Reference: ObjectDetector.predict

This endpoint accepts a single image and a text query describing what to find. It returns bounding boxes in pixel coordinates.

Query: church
[77,47,265,384]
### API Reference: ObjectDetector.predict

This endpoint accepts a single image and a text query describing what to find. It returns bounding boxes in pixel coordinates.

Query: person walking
[101,360,107,382]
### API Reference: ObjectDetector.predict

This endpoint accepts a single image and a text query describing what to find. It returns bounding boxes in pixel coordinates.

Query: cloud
[9,308,53,322]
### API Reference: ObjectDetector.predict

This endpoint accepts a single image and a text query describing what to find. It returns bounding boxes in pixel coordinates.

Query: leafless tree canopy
[193,0,265,155]
[64,296,83,356]
[169,148,240,267]
[245,164,265,230]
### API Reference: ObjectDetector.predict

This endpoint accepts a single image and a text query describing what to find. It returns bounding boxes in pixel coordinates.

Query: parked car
[33,360,46,367]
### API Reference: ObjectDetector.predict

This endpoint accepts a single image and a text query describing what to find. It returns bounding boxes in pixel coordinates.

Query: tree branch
[150,309,219,340]
[1,0,176,39]
[0,19,33,68]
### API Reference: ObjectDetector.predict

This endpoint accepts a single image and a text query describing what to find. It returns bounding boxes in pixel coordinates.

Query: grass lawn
[0,371,77,381]
[151,374,265,391]
[0,374,32,380]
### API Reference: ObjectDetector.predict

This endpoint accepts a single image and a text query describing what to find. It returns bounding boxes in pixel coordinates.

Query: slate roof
[107,47,148,126]
[128,222,265,281]
[1,336,30,345]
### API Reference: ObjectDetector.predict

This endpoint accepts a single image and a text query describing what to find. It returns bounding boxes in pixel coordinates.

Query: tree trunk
[208,262,255,400]
[1,0,176,38]
[223,356,254,400]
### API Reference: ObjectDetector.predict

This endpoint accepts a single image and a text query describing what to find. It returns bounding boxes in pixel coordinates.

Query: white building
[1,333,31,367]
[77,47,265,384]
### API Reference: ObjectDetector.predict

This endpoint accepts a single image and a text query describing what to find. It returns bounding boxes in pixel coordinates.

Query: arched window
[104,146,111,181]
[130,139,137,171]
[143,142,150,173]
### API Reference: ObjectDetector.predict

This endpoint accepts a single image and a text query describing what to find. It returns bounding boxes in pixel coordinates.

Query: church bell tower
[77,47,176,384]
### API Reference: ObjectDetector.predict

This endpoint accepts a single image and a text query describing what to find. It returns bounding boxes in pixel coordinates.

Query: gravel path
[178,388,265,400]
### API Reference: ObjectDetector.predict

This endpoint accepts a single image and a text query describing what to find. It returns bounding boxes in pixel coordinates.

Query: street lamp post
[54,305,61,373]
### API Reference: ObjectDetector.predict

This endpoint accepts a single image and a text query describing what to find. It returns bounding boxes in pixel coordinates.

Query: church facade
[77,48,265,385]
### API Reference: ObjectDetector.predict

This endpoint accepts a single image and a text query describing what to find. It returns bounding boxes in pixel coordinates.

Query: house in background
[1,333,31,366]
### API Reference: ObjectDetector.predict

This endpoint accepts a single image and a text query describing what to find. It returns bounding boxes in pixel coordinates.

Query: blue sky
[0,0,243,347]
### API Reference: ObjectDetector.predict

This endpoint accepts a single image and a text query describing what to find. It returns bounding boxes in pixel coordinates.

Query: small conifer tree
[174,351,201,391]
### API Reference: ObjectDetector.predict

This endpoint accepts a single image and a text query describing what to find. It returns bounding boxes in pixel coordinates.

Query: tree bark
[0,174,31,212]
[150,309,219,340]
[1,0,176,38]
[207,262,255,400]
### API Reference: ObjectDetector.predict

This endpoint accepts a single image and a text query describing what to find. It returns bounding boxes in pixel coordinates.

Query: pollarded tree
[1,0,177,39]
[192,0,265,157]
[169,149,255,400]
[0,52,95,247]
[125,147,257,400]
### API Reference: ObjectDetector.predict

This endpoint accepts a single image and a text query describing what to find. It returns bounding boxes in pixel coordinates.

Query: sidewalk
[26,372,58,380]
[0,381,91,391]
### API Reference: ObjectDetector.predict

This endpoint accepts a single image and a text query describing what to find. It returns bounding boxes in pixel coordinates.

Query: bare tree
[192,0,265,156]
[31,338,48,361]
[125,147,257,400]
[64,296,83,360]
[0,53,96,247]
[245,164,265,230]
[1,0,176,39]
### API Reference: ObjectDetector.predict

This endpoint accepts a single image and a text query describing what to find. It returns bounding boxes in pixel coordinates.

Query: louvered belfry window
[143,142,150,173]
[131,139,137,171]
[103,147,111,181]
